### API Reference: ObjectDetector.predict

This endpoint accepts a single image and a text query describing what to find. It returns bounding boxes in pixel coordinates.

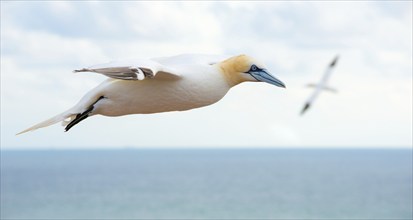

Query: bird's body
[18,54,285,134]
[85,64,230,116]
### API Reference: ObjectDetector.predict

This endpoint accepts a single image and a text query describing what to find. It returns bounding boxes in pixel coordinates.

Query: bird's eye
[251,65,258,71]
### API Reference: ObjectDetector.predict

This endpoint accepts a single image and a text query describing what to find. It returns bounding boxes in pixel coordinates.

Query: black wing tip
[329,55,340,67]
[73,68,91,73]
[64,113,88,132]
[64,96,105,132]
[300,103,311,115]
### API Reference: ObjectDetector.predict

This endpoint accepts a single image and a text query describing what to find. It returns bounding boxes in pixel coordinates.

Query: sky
[1,1,412,149]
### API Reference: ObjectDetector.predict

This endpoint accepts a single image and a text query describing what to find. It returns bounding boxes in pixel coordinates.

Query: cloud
[1,1,411,149]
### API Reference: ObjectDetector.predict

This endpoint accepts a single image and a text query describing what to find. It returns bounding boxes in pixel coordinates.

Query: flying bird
[18,54,285,134]
[300,55,339,115]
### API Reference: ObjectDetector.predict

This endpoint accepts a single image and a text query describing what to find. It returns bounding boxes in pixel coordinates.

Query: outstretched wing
[319,55,339,86]
[74,59,181,80]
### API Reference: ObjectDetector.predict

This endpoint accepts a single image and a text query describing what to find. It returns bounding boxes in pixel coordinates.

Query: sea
[1,148,412,220]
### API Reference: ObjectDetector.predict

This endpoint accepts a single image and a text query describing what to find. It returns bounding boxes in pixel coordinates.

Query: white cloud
[1,1,411,149]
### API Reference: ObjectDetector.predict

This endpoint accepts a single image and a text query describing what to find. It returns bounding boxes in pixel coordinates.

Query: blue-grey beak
[250,70,286,88]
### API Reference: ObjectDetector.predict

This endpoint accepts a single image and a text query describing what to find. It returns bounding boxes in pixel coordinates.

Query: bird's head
[219,55,286,88]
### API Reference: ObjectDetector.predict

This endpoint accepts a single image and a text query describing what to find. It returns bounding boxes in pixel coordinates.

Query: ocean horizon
[1,148,412,219]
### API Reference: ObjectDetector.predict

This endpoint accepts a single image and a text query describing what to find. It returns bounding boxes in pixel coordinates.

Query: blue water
[1,149,412,219]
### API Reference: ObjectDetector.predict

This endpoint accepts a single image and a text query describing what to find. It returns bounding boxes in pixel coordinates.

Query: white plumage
[18,54,285,134]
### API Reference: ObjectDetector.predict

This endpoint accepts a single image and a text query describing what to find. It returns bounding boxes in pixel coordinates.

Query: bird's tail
[16,110,77,135]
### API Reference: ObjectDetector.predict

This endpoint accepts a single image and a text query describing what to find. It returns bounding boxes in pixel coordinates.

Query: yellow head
[219,55,286,88]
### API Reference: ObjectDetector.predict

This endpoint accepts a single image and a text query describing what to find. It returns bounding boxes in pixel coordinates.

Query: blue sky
[1,1,412,149]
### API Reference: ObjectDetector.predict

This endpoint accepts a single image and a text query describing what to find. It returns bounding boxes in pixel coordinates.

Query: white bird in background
[17,54,285,134]
[300,55,339,115]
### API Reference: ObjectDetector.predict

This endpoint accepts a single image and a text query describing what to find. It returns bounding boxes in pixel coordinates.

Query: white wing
[74,59,181,80]
[74,54,231,80]
[318,55,339,86]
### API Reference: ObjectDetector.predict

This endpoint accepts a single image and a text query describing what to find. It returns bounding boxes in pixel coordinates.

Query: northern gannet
[300,55,339,115]
[17,54,285,134]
